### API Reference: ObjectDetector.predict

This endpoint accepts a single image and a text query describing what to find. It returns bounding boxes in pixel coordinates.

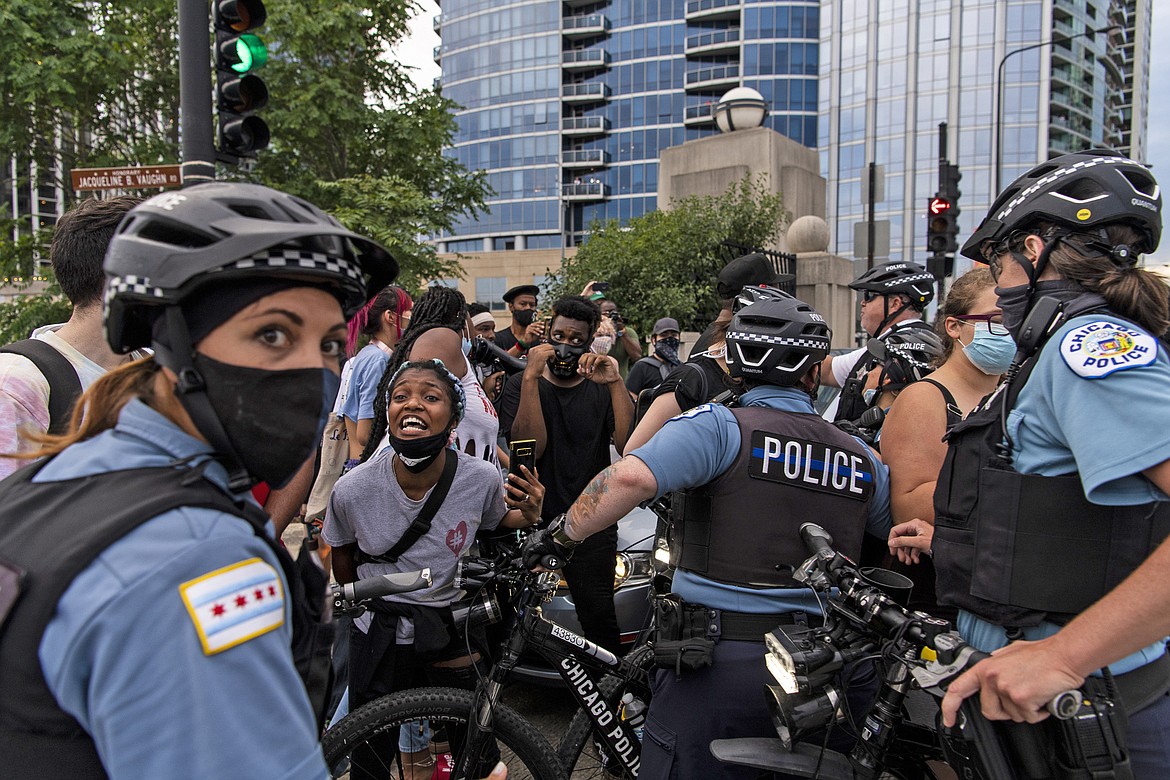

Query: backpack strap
[917,378,963,431]
[0,340,83,435]
[357,450,459,565]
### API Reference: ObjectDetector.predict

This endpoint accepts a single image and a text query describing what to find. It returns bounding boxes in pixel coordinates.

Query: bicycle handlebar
[797,523,1081,721]
[332,568,432,611]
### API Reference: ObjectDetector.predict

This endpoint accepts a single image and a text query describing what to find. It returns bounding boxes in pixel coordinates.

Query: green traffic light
[231,33,268,73]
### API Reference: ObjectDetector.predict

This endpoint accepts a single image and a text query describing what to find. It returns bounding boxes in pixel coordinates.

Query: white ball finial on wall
[714,87,767,133]
[787,216,830,253]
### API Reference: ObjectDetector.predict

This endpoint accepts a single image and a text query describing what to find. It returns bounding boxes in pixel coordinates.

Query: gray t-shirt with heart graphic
[322,447,507,634]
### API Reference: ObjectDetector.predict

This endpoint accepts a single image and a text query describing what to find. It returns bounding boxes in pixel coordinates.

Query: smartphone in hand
[509,439,537,478]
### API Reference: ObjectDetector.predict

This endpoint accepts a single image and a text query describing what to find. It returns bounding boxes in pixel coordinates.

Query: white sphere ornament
[714,87,767,133]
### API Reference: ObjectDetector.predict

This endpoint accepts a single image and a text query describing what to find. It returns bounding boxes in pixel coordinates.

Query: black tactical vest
[0,459,328,778]
[933,333,1170,628]
[675,406,875,587]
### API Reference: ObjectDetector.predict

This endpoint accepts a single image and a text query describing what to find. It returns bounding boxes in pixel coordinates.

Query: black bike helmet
[876,324,944,390]
[104,182,398,353]
[961,149,1162,263]
[733,284,795,312]
[848,261,936,309]
[726,296,831,386]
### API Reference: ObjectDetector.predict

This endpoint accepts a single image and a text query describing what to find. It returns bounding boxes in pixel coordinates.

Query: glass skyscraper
[435,0,821,252]
[819,0,1148,266]
[435,0,1150,267]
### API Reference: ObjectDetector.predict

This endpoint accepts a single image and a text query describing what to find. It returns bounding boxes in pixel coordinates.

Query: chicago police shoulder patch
[180,557,285,655]
[747,430,874,501]
[1059,321,1157,379]
[672,403,714,421]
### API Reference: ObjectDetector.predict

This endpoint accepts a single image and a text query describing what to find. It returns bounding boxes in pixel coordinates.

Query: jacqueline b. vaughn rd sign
[70,165,182,192]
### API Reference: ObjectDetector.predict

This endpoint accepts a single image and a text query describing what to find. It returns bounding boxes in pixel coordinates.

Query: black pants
[347,617,496,780]
[639,638,877,780]
[561,524,621,654]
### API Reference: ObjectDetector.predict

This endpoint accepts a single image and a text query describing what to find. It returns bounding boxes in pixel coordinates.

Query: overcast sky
[393,2,1168,260]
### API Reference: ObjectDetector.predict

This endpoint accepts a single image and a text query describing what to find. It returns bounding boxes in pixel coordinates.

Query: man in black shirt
[497,295,634,652]
[494,284,543,357]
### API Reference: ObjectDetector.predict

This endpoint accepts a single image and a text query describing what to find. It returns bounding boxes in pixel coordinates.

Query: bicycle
[710,523,1128,779]
[321,534,657,779]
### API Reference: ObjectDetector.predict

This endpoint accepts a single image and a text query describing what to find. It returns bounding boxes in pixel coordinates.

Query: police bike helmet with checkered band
[848,261,936,309]
[103,182,398,491]
[961,149,1162,265]
[875,324,944,390]
[733,284,796,312]
[105,182,398,353]
[725,296,832,387]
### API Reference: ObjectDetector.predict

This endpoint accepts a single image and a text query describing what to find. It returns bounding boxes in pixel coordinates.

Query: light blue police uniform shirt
[630,386,891,615]
[39,400,327,779]
[338,342,390,422]
[960,313,1170,674]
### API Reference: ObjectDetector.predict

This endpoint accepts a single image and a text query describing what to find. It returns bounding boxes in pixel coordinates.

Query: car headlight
[614,551,652,589]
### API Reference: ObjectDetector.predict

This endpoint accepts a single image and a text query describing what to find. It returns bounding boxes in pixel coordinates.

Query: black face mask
[389,428,453,473]
[513,309,535,327]
[192,354,337,489]
[996,280,1085,339]
[548,342,588,377]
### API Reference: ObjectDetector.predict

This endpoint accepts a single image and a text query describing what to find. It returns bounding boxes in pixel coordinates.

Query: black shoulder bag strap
[0,340,83,435]
[918,378,962,431]
[358,451,459,565]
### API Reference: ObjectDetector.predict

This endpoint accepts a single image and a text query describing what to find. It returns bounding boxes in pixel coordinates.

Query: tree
[0,0,488,339]
[549,177,789,339]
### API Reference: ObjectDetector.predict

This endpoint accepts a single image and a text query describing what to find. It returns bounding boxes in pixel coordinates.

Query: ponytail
[1045,224,1170,335]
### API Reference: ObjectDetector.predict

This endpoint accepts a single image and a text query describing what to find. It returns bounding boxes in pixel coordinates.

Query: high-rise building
[819,0,1149,267]
[434,0,1150,275]
[434,0,822,253]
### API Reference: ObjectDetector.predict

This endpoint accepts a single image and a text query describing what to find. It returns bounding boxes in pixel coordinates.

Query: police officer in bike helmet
[524,293,892,780]
[0,182,397,778]
[931,150,1170,778]
[822,261,939,423]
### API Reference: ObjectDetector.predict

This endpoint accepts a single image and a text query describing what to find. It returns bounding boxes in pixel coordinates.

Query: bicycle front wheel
[321,686,567,780]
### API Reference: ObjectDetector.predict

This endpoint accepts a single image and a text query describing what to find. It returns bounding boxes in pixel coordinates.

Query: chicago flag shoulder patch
[1059,321,1157,379]
[180,557,285,655]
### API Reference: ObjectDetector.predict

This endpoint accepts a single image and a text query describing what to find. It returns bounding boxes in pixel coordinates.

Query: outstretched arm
[563,455,658,541]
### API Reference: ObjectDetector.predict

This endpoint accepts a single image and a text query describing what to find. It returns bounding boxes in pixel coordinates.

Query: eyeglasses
[861,291,883,303]
[955,313,1009,336]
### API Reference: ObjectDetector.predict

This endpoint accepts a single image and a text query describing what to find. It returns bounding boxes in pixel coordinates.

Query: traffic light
[927,196,954,254]
[214,0,270,160]
[940,163,962,242]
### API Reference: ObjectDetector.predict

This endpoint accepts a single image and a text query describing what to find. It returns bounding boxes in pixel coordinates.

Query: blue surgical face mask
[862,388,878,406]
[461,336,473,357]
[961,323,1016,375]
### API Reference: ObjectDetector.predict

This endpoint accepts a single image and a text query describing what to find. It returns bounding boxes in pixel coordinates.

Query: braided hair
[361,285,468,462]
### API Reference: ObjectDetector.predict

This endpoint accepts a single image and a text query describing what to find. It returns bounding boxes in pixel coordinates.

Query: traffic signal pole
[178,0,216,185]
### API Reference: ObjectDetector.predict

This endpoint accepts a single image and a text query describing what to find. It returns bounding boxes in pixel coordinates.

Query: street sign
[929,197,952,215]
[70,165,182,192]
[853,220,890,259]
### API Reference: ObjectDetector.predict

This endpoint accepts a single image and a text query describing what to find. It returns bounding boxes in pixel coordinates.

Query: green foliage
[0,0,487,329]
[0,220,69,343]
[550,177,789,338]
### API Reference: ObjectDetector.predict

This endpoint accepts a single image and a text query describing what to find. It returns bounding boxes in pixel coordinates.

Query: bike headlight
[766,684,841,751]
[765,652,800,695]
[764,627,838,694]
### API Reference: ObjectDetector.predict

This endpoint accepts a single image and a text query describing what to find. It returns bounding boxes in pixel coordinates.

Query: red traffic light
[929,197,952,215]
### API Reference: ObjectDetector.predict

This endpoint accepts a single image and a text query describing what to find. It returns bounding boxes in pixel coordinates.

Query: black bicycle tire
[322,686,567,780]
